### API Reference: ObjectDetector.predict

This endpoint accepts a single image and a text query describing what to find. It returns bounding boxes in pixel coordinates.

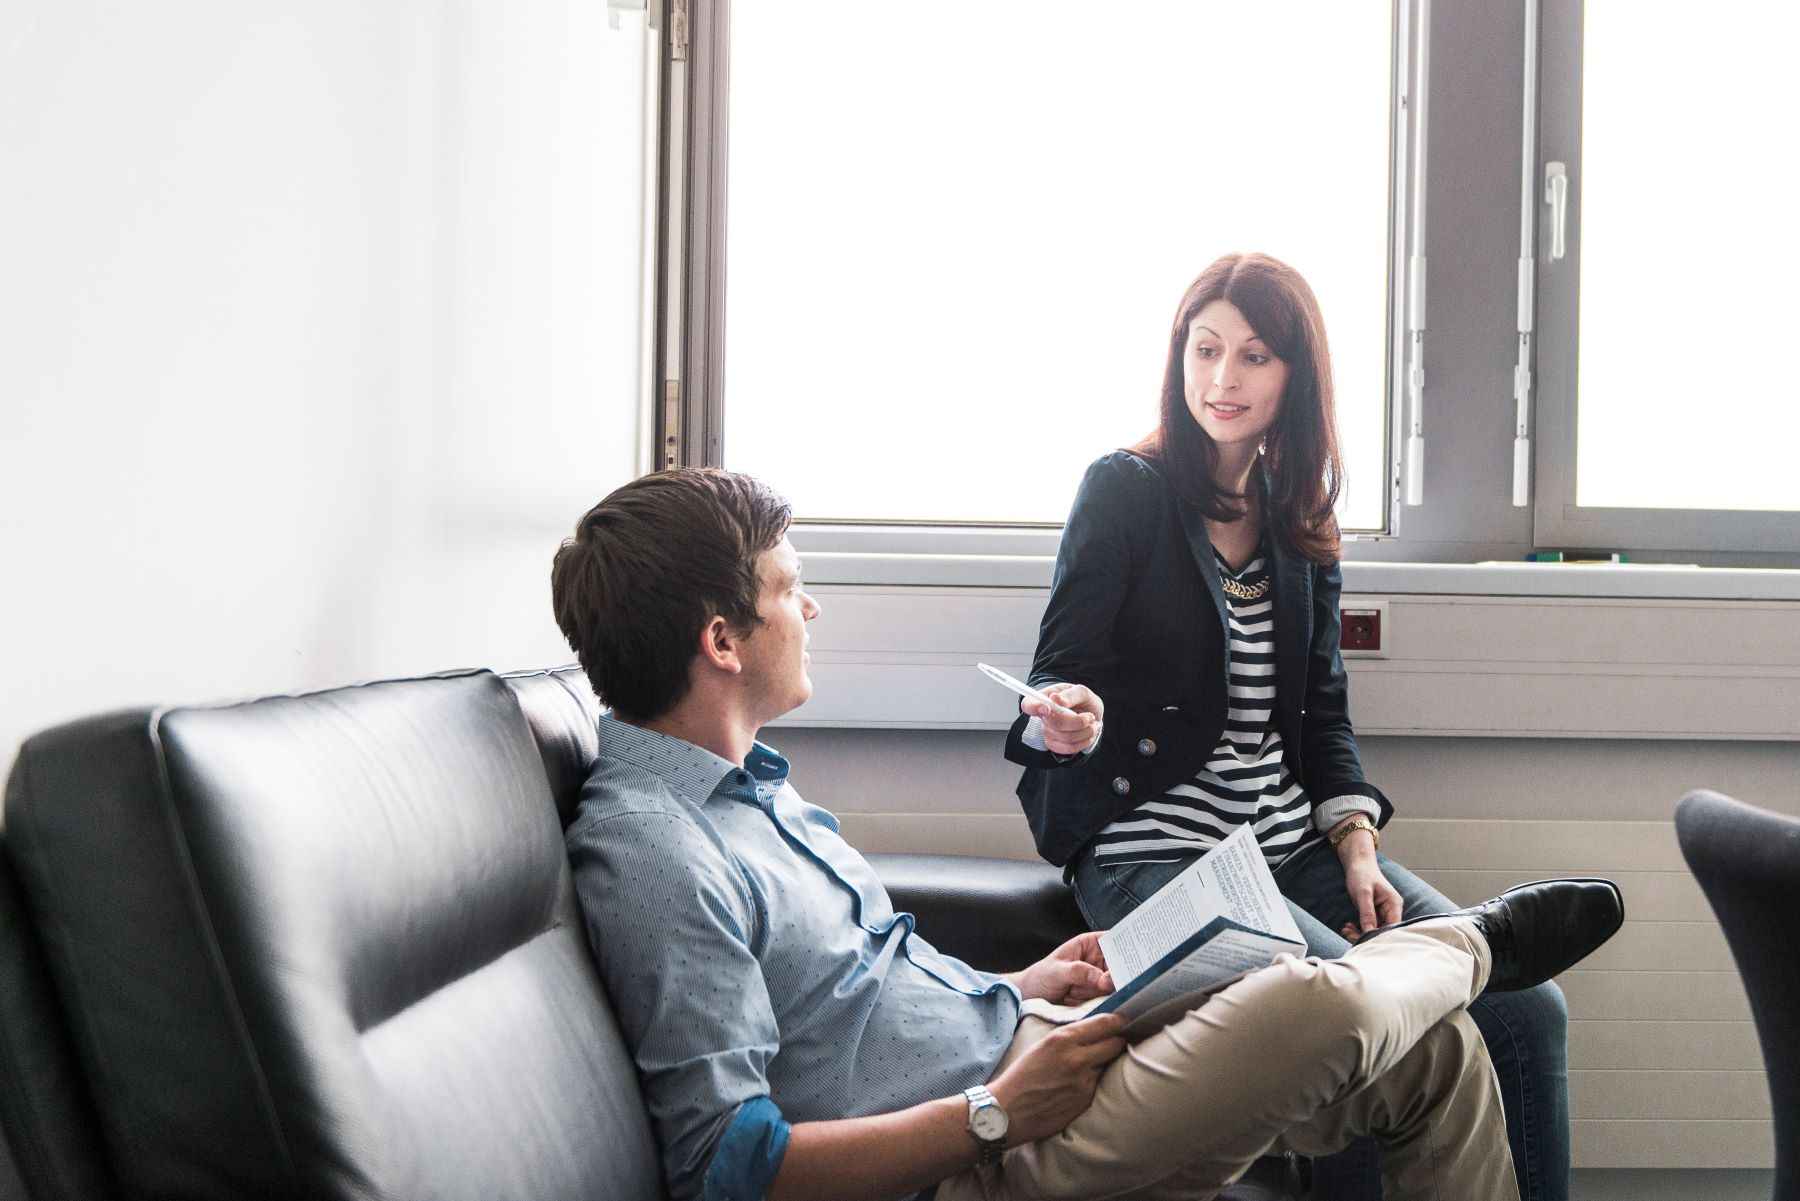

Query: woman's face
[1182,300,1289,454]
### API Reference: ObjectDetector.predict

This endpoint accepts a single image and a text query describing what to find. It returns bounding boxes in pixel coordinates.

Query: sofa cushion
[4,671,660,1201]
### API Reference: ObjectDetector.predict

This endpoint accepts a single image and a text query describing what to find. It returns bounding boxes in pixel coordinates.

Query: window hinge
[669,0,689,61]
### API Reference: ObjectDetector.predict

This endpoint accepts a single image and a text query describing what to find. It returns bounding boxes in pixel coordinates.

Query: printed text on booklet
[1024,826,1305,1039]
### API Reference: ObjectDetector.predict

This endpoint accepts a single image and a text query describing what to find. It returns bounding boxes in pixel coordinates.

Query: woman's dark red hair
[1131,252,1344,564]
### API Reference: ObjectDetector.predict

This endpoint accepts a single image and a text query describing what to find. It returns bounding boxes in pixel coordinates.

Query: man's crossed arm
[769,933,1127,1201]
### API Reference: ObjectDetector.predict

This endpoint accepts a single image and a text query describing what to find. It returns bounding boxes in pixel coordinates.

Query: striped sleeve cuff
[1312,793,1381,834]
[703,1097,790,1201]
[1021,714,1049,751]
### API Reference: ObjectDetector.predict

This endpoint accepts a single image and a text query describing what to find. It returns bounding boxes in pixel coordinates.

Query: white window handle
[1544,162,1568,262]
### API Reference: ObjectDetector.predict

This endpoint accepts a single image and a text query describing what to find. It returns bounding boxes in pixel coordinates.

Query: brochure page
[1099,824,1303,986]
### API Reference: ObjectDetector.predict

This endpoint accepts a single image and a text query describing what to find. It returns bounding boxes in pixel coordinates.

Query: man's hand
[1022,683,1104,756]
[986,1013,1130,1146]
[1006,932,1114,1003]
[1332,821,1403,941]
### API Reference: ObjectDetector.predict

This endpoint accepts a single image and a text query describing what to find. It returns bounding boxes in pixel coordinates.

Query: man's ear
[696,614,743,675]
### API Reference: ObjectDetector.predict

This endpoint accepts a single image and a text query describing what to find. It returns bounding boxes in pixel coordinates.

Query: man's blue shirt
[566,718,1021,1201]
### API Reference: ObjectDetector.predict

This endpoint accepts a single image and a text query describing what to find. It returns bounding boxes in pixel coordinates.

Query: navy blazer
[1005,451,1392,867]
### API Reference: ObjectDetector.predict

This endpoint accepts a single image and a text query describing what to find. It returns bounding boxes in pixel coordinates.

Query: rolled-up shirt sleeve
[707,1098,790,1201]
[568,807,788,1201]
[1312,793,1382,833]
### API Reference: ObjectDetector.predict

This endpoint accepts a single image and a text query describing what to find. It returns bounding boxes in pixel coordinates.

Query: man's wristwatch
[962,1085,1009,1165]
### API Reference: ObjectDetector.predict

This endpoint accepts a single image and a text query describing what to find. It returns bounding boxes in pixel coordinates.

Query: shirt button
[1112,777,1131,796]
[736,771,749,784]
[1136,738,1156,757]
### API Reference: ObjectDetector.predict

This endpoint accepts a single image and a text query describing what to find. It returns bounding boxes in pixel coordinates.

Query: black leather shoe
[1365,878,1624,993]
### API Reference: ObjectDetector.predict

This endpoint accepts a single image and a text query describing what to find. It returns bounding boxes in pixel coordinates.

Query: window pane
[1574,3,1800,512]
[723,2,1393,529]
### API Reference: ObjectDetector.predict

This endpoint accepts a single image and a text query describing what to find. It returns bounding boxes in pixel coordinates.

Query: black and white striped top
[1090,544,1322,869]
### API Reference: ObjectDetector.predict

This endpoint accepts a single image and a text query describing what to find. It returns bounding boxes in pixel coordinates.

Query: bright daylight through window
[1573,3,1800,513]
[722,2,1395,530]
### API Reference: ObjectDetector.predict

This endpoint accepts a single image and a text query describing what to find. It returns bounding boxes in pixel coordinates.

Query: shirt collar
[593,715,790,807]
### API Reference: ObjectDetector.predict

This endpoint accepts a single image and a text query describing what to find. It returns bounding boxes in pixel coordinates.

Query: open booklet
[1024,825,1306,1039]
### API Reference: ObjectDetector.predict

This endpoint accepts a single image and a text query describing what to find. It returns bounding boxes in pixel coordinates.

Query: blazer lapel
[1258,471,1311,744]
[1271,537,1311,734]
[1170,492,1230,646]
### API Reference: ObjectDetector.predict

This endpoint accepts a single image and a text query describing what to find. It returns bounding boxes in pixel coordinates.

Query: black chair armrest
[865,853,1086,973]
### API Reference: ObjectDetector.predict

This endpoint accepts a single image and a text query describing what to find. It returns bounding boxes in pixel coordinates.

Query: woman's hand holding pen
[1024,685,1104,756]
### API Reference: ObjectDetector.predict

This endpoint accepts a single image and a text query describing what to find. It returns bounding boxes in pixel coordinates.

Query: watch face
[971,1105,1008,1141]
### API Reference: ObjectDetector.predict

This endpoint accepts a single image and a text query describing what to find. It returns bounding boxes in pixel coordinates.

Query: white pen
[975,662,1072,714]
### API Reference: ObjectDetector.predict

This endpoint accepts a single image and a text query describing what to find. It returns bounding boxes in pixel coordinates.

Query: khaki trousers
[937,917,1518,1201]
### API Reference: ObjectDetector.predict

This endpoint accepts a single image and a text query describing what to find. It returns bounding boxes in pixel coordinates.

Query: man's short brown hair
[551,468,792,722]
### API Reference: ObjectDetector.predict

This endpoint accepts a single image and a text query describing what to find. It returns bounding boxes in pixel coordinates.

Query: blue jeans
[1071,841,1569,1201]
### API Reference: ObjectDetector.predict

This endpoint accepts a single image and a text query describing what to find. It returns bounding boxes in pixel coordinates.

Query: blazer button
[1137,738,1157,757]
[1112,777,1131,796]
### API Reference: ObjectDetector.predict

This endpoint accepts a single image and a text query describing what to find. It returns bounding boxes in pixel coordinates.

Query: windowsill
[1343,561,1800,601]
[795,548,1800,601]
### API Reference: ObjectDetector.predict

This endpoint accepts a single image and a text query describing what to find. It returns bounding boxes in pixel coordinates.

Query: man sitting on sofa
[551,467,1622,1201]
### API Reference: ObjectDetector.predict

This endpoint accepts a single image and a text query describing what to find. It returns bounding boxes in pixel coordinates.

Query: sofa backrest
[2,670,662,1201]
[501,666,604,831]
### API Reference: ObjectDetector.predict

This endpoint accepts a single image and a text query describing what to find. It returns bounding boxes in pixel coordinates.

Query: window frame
[654,0,1800,577]
[665,0,1415,553]
[1529,0,1800,555]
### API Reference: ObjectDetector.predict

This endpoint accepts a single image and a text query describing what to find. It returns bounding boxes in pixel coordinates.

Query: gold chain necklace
[1219,574,1271,601]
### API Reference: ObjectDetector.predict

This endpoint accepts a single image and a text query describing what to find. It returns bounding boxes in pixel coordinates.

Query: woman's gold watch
[1328,816,1380,851]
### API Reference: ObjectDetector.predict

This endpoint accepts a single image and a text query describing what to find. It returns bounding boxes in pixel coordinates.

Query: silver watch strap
[963,1086,1005,1165]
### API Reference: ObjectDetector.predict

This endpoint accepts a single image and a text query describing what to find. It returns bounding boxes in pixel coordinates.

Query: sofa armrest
[0,840,115,1201]
[865,854,1086,973]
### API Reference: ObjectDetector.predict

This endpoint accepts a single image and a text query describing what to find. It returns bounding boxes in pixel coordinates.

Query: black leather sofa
[0,667,1300,1201]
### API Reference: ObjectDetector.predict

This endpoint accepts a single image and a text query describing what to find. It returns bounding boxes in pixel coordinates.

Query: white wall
[0,1,648,764]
